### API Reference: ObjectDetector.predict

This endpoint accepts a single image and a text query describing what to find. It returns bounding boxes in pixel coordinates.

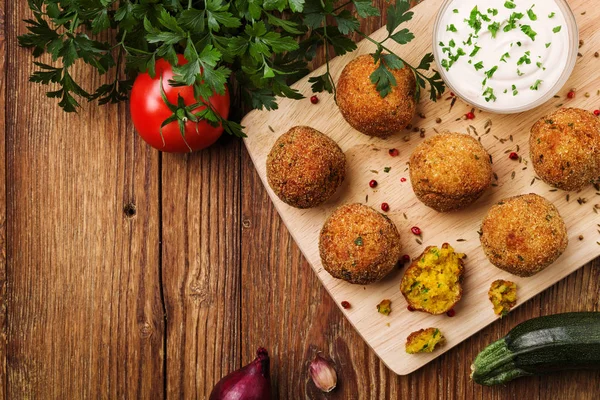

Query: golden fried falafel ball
[266,126,346,209]
[530,108,600,191]
[319,203,401,284]
[409,133,493,212]
[480,194,568,277]
[336,54,417,138]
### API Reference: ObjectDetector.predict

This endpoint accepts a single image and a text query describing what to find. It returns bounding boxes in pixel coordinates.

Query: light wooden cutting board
[241,0,600,375]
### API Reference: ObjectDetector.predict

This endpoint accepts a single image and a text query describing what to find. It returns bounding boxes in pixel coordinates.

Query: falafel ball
[266,126,346,209]
[480,194,568,277]
[409,133,493,212]
[336,54,417,138]
[530,108,600,191]
[319,203,401,284]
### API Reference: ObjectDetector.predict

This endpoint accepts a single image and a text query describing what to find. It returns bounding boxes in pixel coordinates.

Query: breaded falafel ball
[530,108,600,191]
[480,194,568,277]
[409,133,493,212]
[319,203,401,284]
[267,126,346,209]
[336,54,417,138]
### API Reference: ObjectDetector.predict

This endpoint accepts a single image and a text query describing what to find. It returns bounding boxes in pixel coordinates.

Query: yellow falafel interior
[405,328,445,354]
[400,244,465,314]
[488,280,517,317]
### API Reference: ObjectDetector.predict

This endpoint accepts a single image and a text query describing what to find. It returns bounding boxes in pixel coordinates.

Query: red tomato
[130,54,230,153]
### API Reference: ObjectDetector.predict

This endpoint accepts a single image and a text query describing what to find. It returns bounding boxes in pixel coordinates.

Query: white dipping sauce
[436,0,571,110]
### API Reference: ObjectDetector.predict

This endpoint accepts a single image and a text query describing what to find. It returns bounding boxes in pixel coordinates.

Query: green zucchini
[471,312,600,386]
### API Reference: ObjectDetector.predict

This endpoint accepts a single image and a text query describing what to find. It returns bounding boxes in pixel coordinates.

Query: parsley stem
[322,25,337,99]
[333,1,353,12]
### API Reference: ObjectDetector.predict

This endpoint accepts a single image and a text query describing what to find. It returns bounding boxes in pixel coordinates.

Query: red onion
[209,348,271,400]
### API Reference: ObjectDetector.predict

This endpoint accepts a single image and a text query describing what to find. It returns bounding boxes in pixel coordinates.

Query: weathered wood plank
[0,0,7,397]
[161,136,242,398]
[5,2,164,398]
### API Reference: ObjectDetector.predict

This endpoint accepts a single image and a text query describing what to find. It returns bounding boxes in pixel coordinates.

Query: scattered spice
[310,95,319,104]
[567,90,576,99]
[268,125,275,133]
[411,226,422,236]
[407,305,416,312]
[369,179,378,188]
[341,301,351,309]
[402,254,411,263]
[446,309,456,317]
[595,51,599,58]
[509,152,519,160]
[400,177,407,182]
[389,148,399,157]
[436,117,442,124]
[381,202,390,212]
[383,167,391,173]
[377,299,392,316]
[579,235,584,241]
[466,111,475,120]
[594,110,600,116]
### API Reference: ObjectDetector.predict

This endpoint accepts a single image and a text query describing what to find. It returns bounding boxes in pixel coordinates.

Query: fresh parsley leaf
[504,1,516,9]
[474,61,484,71]
[553,25,562,33]
[527,6,538,21]
[447,24,458,33]
[521,25,537,41]
[530,79,543,90]
[488,22,500,38]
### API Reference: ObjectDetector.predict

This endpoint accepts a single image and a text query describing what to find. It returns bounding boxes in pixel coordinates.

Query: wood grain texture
[161,137,242,399]
[0,0,6,397]
[2,0,599,399]
[5,2,164,398]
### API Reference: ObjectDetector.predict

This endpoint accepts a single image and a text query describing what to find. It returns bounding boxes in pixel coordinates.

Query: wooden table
[1,1,598,398]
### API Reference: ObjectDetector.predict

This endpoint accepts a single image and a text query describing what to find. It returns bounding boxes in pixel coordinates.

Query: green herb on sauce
[521,25,537,41]
[553,25,562,33]
[530,79,543,90]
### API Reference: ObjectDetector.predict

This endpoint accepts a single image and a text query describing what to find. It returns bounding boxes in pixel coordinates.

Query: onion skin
[209,348,271,400]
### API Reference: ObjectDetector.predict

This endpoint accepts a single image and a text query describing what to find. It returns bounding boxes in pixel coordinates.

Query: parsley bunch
[19,0,444,138]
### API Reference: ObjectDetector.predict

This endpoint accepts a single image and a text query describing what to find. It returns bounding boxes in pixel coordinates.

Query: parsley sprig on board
[19,0,444,138]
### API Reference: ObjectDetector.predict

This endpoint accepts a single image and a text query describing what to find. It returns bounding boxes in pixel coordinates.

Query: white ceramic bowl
[432,0,579,114]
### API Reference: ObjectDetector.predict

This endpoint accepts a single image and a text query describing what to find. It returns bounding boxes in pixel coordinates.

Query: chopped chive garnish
[474,61,484,70]
[449,39,456,47]
[512,84,518,96]
[504,1,516,9]
[500,52,511,62]
[488,8,499,16]
[453,8,459,13]
[447,24,458,32]
[545,42,551,48]
[470,45,481,57]
[517,69,524,76]
[548,12,556,18]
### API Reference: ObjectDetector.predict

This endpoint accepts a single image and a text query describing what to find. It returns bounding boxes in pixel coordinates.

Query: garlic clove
[308,354,337,393]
